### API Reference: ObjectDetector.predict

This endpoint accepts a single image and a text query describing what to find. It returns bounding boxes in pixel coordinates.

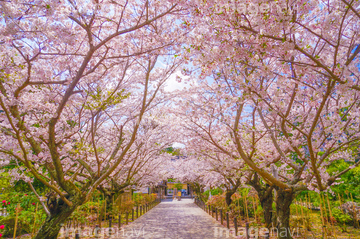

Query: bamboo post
[306,195,312,231]
[300,200,307,237]
[244,194,249,222]
[118,213,121,229]
[13,203,20,239]
[238,195,242,225]
[98,198,101,227]
[338,192,347,231]
[104,195,107,224]
[306,195,311,220]
[321,193,328,225]
[90,196,93,215]
[319,193,327,239]
[326,193,337,239]
[237,194,240,219]
[295,200,299,217]
[322,193,329,238]
[32,202,38,237]
[252,196,257,222]
[294,200,300,234]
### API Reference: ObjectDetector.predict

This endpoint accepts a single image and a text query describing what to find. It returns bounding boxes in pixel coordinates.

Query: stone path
[117,198,235,239]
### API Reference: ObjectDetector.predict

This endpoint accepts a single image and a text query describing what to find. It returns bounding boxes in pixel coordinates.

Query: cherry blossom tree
[174,75,278,224]
[99,112,180,207]
[0,1,187,238]
[173,0,360,237]
[178,140,246,206]
[178,53,359,236]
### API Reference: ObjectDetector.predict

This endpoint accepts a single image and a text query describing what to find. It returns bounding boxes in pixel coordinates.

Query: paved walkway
[117,199,235,239]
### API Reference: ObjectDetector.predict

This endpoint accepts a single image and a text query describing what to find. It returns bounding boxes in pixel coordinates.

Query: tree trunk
[34,205,77,239]
[247,173,274,228]
[262,191,274,228]
[275,187,295,239]
[34,193,80,239]
[225,190,236,206]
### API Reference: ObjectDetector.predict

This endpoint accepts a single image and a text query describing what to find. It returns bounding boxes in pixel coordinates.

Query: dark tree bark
[224,178,241,206]
[247,173,274,228]
[275,187,295,239]
[34,192,82,239]
[225,190,235,206]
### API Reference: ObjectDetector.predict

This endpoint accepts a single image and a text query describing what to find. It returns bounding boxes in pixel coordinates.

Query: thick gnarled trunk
[275,187,295,239]
[225,190,235,206]
[247,173,274,228]
[34,206,77,239]
[262,191,274,227]
[34,193,81,239]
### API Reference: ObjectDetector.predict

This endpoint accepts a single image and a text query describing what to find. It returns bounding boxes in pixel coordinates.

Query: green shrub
[332,207,352,232]
[0,207,46,237]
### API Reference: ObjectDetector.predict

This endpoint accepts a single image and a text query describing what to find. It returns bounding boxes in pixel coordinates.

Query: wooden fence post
[220,209,223,225]
[226,212,229,229]
[234,217,238,236]
[246,222,250,239]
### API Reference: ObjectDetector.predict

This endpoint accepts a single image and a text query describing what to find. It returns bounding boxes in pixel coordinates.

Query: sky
[164,70,190,92]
